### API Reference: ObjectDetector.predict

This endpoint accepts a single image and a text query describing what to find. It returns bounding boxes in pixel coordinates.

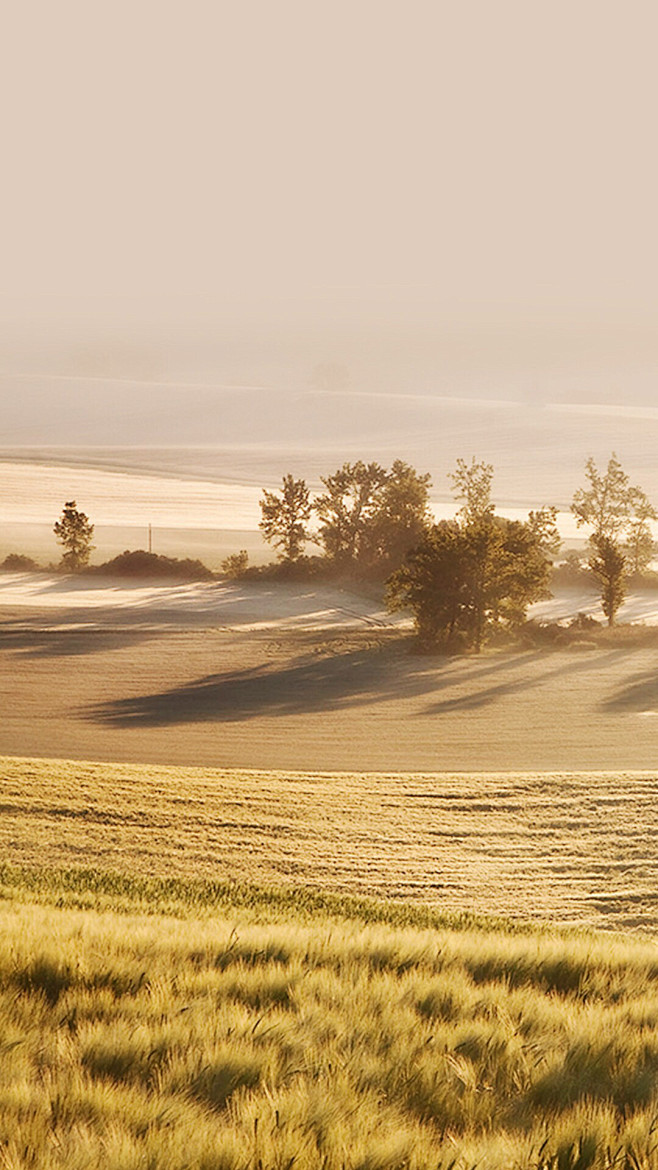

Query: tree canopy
[572,453,656,560]
[314,460,432,577]
[571,454,656,622]
[259,475,312,562]
[387,461,552,651]
[449,457,494,524]
[314,461,389,568]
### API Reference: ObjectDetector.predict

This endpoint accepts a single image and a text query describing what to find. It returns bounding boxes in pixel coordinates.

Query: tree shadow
[0,620,156,658]
[83,643,619,729]
[601,667,658,714]
[84,645,429,726]
[420,652,622,714]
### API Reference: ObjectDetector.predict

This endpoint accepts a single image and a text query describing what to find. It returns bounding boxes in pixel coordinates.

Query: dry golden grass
[2,755,658,932]
[4,878,658,1168]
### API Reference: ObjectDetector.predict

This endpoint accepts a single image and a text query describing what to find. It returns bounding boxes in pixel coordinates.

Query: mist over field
[4,5,658,1163]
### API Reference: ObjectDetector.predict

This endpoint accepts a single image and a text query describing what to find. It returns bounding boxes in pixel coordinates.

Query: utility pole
[148,524,152,554]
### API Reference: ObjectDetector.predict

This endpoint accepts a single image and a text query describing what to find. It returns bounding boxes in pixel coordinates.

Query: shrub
[550,552,594,587]
[90,550,214,581]
[1,553,40,571]
[221,550,249,579]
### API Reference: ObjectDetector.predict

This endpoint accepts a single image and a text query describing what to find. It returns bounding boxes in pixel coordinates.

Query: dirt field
[2,575,658,772]
[2,755,658,932]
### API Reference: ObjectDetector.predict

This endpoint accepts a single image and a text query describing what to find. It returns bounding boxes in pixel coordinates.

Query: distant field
[2,755,658,933]
[4,866,658,1168]
[0,449,588,567]
[3,584,658,769]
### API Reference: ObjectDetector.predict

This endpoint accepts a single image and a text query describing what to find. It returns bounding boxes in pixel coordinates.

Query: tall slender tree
[449,457,495,524]
[53,501,95,571]
[259,475,312,562]
[571,453,655,541]
[572,454,656,619]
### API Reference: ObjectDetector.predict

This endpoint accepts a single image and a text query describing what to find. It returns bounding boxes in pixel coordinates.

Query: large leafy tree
[53,501,95,571]
[259,474,312,563]
[362,460,433,576]
[314,461,389,569]
[464,517,552,650]
[387,460,553,651]
[387,517,551,652]
[315,460,433,577]
[386,521,470,649]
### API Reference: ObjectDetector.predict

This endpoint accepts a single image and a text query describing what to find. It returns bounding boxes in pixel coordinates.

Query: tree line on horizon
[255,453,657,649]
[5,453,654,654]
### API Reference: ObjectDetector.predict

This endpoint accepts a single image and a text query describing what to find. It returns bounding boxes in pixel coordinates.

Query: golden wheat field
[1,755,658,933]
[3,868,658,1169]
[3,740,658,1167]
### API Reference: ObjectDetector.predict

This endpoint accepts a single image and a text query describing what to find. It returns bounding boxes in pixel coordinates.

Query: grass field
[4,866,658,1168]
[2,755,658,933]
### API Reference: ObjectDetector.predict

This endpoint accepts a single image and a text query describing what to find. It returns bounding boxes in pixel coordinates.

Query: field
[2,754,658,934]
[3,575,658,772]
[1,414,654,565]
[4,449,658,1166]
[5,866,658,1168]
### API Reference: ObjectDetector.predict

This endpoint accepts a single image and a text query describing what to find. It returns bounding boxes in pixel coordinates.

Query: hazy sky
[1,1,657,393]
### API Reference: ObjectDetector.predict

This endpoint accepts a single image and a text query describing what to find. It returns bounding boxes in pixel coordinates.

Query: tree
[259,474,312,562]
[589,534,626,627]
[527,506,562,559]
[449,457,494,524]
[221,550,249,579]
[314,461,388,569]
[386,521,470,650]
[572,454,656,619]
[53,501,94,570]
[459,516,552,651]
[387,514,552,652]
[571,453,656,542]
[314,459,433,577]
[362,460,433,576]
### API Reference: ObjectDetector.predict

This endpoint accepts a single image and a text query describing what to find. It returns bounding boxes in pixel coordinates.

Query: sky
[1,1,657,400]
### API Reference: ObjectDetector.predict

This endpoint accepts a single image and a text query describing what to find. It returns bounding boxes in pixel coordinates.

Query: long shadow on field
[421,650,623,714]
[601,667,658,714]
[84,644,616,728]
[0,620,156,658]
[85,644,440,726]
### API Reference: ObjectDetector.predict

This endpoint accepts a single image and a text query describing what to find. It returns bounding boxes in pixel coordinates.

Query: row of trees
[259,453,656,649]
[50,455,656,649]
[259,459,432,578]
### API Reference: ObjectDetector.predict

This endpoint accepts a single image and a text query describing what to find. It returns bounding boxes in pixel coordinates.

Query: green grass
[4,867,658,1167]
[0,860,542,935]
